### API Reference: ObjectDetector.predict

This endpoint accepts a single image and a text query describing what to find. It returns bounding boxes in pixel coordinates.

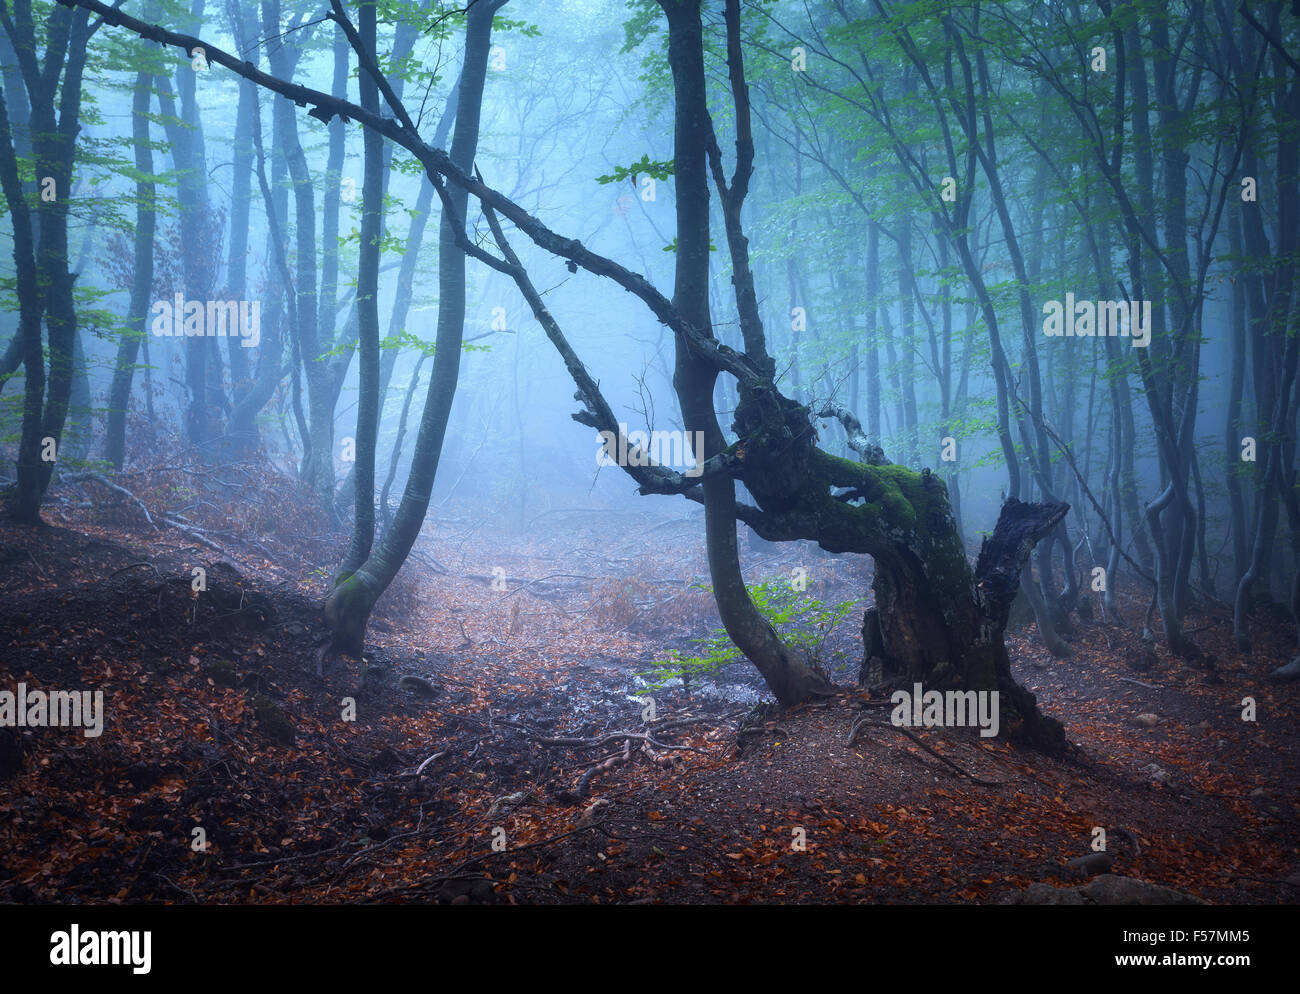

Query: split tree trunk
[861,496,1069,753]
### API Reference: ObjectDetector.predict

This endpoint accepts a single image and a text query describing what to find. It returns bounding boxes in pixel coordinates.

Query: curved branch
[815,403,887,464]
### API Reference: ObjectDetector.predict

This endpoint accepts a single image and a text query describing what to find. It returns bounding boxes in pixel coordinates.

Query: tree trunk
[0,66,44,522]
[105,68,155,470]
[660,0,833,707]
[861,496,1068,752]
[1,3,94,519]
[263,0,330,508]
[322,0,505,658]
[223,0,283,455]
[336,0,382,580]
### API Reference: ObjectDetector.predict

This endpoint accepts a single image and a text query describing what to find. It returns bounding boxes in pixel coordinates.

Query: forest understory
[1,468,1296,906]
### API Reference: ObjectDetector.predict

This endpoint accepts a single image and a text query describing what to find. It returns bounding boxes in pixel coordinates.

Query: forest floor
[1,470,1298,905]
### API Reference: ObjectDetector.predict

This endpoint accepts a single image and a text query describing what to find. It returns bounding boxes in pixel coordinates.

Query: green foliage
[637,578,860,693]
[661,237,716,253]
[389,151,428,177]
[382,329,490,356]
[596,153,674,186]
[619,0,661,54]
[318,328,488,360]
[492,15,541,38]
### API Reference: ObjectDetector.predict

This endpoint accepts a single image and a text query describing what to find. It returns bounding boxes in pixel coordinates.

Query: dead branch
[412,751,447,777]
[846,716,1006,787]
[574,737,633,798]
[814,403,887,463]
[494,718,706,754]
[485,572,596,606]
[108,561,158,580]
[62,472,157,529]
[161,517,241,561]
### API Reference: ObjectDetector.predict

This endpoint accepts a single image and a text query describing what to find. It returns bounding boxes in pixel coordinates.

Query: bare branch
[814,404,888,464]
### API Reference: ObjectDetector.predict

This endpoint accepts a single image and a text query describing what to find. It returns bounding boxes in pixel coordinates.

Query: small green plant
[637,578,859,694]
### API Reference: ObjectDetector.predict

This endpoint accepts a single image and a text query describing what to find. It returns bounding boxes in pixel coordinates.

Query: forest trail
[1,490,1296,905]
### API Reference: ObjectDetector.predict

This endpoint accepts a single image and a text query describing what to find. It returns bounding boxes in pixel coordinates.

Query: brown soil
[0,484,1296,905]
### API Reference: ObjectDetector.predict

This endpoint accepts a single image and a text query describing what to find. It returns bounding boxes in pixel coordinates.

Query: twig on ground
[846,717,1006,787]
[62,472,158,529]
[108,561,158,580]
[495,717,706,754]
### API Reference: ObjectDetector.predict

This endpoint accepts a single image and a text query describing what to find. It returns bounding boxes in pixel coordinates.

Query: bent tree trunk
[321,0,504,659]
[733,388,1068,752]
[659,0,833,707]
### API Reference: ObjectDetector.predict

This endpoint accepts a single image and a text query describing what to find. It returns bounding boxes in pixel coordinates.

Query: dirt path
[1,501,1296,904]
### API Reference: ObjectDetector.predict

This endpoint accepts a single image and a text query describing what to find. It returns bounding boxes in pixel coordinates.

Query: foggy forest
[0,0,1297,917]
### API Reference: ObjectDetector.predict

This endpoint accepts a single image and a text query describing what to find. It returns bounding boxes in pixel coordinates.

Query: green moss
[207,658,237,687]
[252,694,295,746]
[323,572,374,656]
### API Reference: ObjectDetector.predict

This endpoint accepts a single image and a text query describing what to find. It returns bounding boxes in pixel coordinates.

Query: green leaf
[596,153,675,186]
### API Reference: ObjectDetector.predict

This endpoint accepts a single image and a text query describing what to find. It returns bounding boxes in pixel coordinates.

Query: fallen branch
[1118,677,1160,689]
[413,751,447,777]
[108,561,158,580]
[486,572,595,606]
[846,717,1006,787]
[161,517,241,561]
[494,718,707,754]
[62,472,158,529]
[574,737,633,798]
[23,549,47,579]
